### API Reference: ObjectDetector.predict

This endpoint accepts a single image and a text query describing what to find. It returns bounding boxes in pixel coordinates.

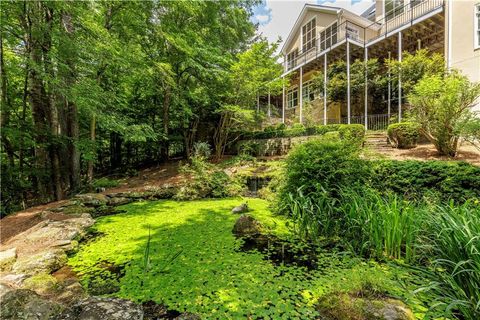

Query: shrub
[92,177,120,189]
[371,160,480,203]
[175,156,240,200]
[408,72,480,156]
[387,122,420,149]
[277,138,369,216]
[337,124,365,146]
[193,142,211,159]
[241,124,364,141]
[238,140,261,156]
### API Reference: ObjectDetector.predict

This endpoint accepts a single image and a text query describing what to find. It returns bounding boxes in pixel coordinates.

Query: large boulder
[232,214,263,236]
[6,214,94,255]
[59,297,144,320]
[107,197,132,206]
[22,273,58,296]
[12,248,67,276]
[0,289,64,320]
[316,292,415,320]
[0,283,13,298]
[0,247,17,271]
[74,193,108,207]
[231,203,248,214]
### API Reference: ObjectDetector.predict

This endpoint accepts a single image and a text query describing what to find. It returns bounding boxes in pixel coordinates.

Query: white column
[398,32,402,122]
[364,47,368,130]
[299,67,303,124]
[324,53,328,126]
[267,89,271,118]
[388,51,391,120]
[282,81,285,124]
[346,40,351,124]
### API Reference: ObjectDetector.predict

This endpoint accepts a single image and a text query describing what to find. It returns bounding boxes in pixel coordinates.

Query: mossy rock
[0,248,17,272]
[232,214,263,236]
[12,249,67,276]
[0,289,64,320]
[23,273,58,296]
[316,292,415,320]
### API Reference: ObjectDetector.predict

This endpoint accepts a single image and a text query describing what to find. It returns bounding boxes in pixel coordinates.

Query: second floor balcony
[283,0,444,73]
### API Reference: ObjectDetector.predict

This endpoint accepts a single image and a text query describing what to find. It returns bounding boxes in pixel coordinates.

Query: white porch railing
[326,114,393,131]
[283,0,445,73]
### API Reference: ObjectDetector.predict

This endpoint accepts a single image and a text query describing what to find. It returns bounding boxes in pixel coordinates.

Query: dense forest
[0,0,284,212]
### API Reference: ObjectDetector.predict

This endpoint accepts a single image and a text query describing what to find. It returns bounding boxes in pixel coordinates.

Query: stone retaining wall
[236,134,327,156]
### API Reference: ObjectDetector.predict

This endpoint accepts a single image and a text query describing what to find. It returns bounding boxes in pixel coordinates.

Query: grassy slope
[69,198,423,319]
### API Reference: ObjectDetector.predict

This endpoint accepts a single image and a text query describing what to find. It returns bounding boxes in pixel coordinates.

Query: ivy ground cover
[69,199,423,319]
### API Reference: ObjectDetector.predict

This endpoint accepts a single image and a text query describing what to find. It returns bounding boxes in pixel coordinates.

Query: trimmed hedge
[243,124,365,141]
[387,122,420,149]
[371,160,480,202]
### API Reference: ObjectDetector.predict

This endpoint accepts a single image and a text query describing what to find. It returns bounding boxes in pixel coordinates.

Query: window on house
[302,18,316,52]
[346,25,359,40]
[287,49,298,69]
[320,22,338,51]
[302,80,316,102]
[476,3,480,49]
[385,0,404,21]
[287,88,298,108]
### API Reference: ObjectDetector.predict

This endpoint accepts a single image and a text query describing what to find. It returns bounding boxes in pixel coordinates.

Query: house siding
[446,0,480,111]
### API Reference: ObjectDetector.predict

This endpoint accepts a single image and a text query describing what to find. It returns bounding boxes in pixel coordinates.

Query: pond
[68,198,427,319]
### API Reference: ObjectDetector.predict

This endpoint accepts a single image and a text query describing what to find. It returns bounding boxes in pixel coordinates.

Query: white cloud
[256,0,374,53]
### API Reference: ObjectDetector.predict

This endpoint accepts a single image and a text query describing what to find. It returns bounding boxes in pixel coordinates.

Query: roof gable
[281,4,340,54]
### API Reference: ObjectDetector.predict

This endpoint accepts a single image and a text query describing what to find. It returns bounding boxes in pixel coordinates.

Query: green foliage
[387,122,420,149]
[237,140,261,156]
[372,160,480,203]
[192,142,211,159]
[92,178,120,189]
[175,156,240,200]
[1,0,262,211]
[243,124,365,141]
[461,117,480,148]
[69,199,419,319]
[408,72,480,156]
[278,138,368,215]
[312,59,386,104]
[387,49,446,98]
[213,40,287,159]
[416,202,480,320]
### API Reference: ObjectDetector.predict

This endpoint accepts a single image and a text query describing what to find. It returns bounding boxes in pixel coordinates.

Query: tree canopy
[0,0,285,212]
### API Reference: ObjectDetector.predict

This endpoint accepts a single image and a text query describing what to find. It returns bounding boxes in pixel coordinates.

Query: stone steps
[364,132,392,150]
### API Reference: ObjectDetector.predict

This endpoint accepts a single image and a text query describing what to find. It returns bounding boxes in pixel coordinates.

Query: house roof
[281,4,340,54]
[281,3,380,55]
[361,3,376,20]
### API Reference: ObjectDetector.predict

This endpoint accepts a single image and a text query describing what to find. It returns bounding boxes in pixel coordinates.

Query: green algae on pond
[68,199,425,319]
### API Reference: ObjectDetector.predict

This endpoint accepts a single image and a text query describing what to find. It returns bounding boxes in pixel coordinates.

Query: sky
[252,0,375,50]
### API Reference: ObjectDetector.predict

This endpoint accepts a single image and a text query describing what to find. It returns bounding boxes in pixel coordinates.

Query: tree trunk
[161,87,171,161]
[61,12,81,192]
[110,132,122,170]
[87,115,96,182]
[28,1,49,199]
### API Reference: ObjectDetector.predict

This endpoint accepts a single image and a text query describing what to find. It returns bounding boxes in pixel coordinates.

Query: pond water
[69,198,428,319]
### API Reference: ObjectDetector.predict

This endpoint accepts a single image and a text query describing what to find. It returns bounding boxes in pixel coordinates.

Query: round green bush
[387,122,420,149]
